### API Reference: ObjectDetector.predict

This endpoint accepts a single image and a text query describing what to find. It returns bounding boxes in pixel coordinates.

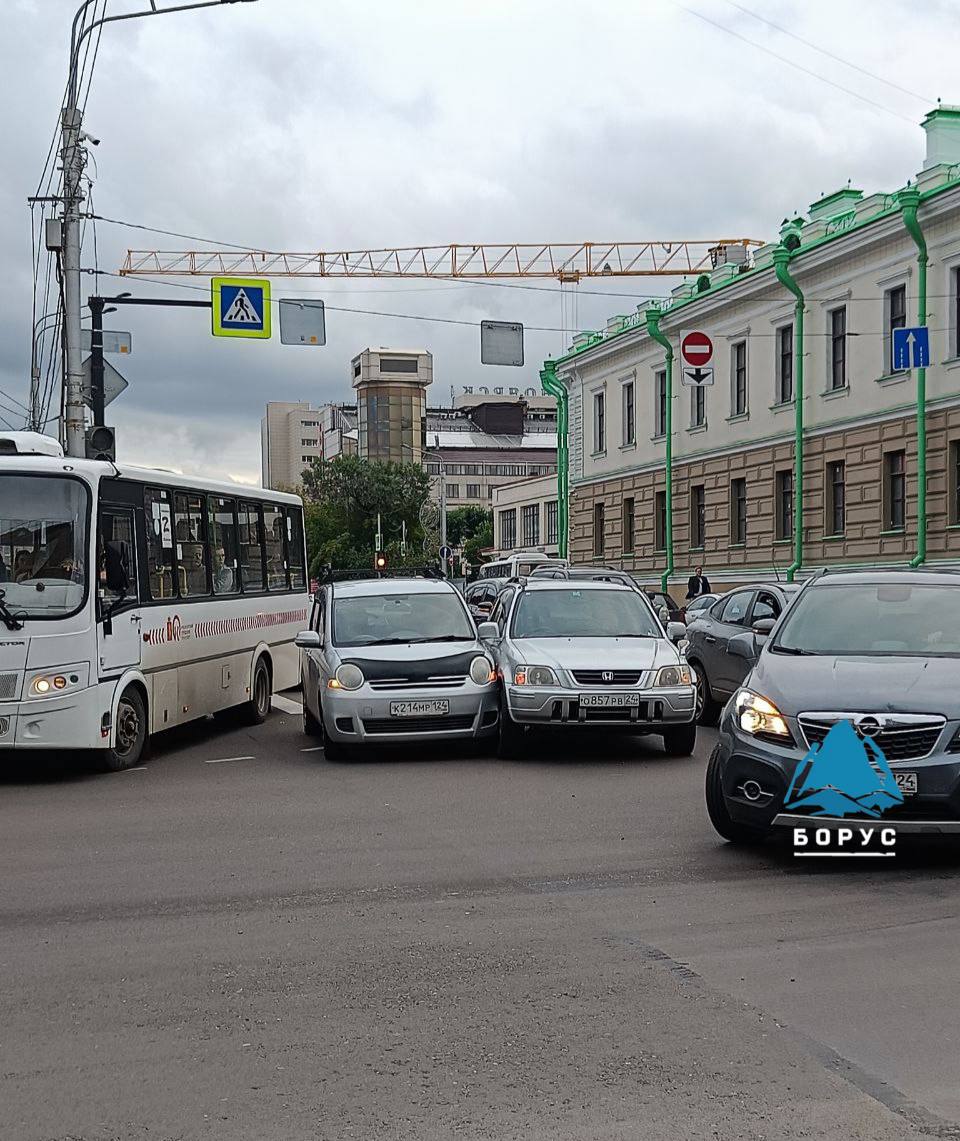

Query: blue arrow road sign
[439,545,452,561]
[892,326,930,370]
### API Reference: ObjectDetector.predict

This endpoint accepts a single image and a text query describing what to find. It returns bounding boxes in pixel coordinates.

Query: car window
[492,587,516,633]
[751,591,781,622]
[717,590,754,626]
[512,588,660,639]
[332,591,474,647]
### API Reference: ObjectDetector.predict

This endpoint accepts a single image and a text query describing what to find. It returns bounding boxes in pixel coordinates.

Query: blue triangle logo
[785,720,904,818]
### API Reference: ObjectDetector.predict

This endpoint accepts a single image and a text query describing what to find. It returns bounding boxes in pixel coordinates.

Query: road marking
[301,746,324,753]
[271,694,303,715]
[121,766,148,772]
[205,755,255,764]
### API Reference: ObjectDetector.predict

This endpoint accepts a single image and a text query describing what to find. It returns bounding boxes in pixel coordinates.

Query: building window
[950,441,960,525]
[654,491,666,551]
[446,483,460,499]
[690,484,705,549]
[379,357,418,373]
[654,370,667,438]
[545,500,559,545]
[732,340,747,416]
[730,478,747,544]
[887,285,907,373]
[593,503,605,558]
[776,324,794,403]
[300,438,317,447]
[466,483,481,499]
[829,306,847,390]
[826,460,846,535]
[593,391,606,453]
[622,497,635,554]
[690,384,706,428]
[775,470,793,541]
[521,504,540,547]
[884,450,906,530]
[622,381,635,446]
[499,508,517,550]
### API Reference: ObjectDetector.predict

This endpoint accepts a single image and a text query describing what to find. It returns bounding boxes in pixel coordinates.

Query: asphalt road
[2,700,960,1141]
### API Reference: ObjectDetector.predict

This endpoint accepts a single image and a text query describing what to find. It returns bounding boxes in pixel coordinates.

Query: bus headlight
[331,663,364,691]
[469,655,496,685]
[653,664,692,687]
[28,670,82,698]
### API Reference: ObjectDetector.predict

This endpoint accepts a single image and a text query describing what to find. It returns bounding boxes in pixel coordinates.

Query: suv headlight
[653,664,692,687]
[735,689,790,738]
[469,655,495,684]
[330,663,364,690]
[514,665,556,686]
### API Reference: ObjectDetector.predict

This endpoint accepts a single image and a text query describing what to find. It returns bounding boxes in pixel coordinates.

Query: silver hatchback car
[296,577,499,758]
[479,578,697,758]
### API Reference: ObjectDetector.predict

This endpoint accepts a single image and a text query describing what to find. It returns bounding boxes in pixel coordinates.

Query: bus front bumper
[0,685,108,750]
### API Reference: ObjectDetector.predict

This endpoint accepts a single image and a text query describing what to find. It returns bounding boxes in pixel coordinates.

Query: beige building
[352,346,433,465]
[492,474,560,556]
[551,106,960,587]
[260,401,323,490]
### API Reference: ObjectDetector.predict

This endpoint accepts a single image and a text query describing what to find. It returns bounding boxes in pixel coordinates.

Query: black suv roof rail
[809,564,960,581]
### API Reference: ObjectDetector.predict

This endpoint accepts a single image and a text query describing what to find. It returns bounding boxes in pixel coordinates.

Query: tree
[462,517,493,567]
[445,505,491,548]
[301,455,431,573]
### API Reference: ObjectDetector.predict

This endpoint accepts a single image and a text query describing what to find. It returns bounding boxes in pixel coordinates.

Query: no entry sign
[680,330,713,367]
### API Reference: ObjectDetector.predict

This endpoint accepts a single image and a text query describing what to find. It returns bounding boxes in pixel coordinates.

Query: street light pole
[59,0,259,456]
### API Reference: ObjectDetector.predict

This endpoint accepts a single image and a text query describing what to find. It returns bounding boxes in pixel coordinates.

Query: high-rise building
[260,402,323,490]
[352,347,433,465]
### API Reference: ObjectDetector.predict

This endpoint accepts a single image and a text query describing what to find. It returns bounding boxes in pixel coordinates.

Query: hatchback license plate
[390,699,449,718]
[894,772,918,796]
[580,693,640,708]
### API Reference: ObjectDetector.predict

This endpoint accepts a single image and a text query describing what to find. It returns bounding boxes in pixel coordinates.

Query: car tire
[705,746,767,845]
[243,658,272,726]
[319,707,350,761]
[496,692,524,759]
[98,687,147,772]
[662,721,697,757]
[303,698,322,738]
[690,660,720,726]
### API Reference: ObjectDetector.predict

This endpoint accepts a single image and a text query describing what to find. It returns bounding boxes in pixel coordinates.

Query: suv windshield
[0,475,88,619]
[332,591,475,647]
[512,588,660,639]
[774,582,960,656]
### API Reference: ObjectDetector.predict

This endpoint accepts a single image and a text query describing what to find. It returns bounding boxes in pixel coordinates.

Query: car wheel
[319,707,350,761]
[98,687,147,772]
[496,691,525,759]
[705,746,767,845]
[243,658,272,725]
[690,660,720,726]
[662,721,697,757]
[303,698,322,738]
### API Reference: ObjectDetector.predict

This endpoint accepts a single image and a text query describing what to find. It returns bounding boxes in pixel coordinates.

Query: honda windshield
[332,591,474,647]
[512,588,660,639]
[0,475,89,619]
[773,582,960,656]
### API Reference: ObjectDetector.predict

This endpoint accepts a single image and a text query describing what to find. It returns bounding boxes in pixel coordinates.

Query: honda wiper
[0,590,24,632]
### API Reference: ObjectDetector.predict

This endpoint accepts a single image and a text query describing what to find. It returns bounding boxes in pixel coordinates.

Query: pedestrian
[686,564,711,601]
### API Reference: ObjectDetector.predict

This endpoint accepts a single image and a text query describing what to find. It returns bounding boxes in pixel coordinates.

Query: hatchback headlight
[653,664,692,687]
[331,663,364,690]
[735,689,790,738]
[514,665,556,686]
[469,655,495,685]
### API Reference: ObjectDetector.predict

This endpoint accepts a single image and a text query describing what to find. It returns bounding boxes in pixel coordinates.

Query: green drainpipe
[898,186,928,568]
[540,360,569,559]
[773,246,805,582]
[645,309,674,592]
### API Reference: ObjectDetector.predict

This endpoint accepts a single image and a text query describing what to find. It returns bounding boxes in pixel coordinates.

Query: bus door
[97,506,142,674]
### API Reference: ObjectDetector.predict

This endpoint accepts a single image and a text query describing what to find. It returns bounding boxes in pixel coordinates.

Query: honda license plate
[580,693,641,708]
[390,699,449,718]
[894,772,918,796]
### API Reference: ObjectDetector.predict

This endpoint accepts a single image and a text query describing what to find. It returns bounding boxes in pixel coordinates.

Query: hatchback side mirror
[476,602,493,616]
[752,617,776,638]
[295,630,321,649]
[477,621,500,642]
[666,621,686,644]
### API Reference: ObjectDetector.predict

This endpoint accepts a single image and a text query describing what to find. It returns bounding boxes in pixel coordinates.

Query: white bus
[477,550,568,580]
[0,432,310,771]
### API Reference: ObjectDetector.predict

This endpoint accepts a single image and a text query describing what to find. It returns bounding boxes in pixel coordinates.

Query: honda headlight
[469,655,495,685]
[735,689,790,738]
[653,664,692,687]
[514,665,556,686]
[331,663,364,691]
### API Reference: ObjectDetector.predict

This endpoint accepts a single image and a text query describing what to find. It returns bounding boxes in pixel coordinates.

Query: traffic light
[85,425,116,462]
[374,550,387,572]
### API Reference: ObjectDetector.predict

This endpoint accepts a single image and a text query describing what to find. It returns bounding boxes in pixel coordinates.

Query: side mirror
[752,617,776,638]
[476,602,493,616]
[726,631,756,661]
[666,621,686,644]
[477,621,500,642]
[295,630,321,650]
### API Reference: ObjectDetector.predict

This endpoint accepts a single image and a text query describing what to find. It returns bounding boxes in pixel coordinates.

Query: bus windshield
[0,475,88,618]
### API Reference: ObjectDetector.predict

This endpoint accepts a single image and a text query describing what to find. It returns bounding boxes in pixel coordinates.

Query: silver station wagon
[479,578,697,758]
[297,577,499,758]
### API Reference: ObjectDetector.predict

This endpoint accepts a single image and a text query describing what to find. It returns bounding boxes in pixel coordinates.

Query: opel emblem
[855,715,882,738]
[601,670,614,683]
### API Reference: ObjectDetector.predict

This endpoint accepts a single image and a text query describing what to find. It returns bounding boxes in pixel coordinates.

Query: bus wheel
[244,659,272,725]
[100,688,147,772]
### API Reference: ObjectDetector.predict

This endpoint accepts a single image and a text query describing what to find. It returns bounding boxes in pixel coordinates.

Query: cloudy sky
[2,0,957,483]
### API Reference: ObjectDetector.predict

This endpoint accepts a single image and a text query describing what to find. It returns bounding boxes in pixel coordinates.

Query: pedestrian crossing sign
[211,277,272,339]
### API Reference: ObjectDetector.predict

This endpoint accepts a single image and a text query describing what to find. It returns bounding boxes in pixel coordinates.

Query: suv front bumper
[506,685,696,727]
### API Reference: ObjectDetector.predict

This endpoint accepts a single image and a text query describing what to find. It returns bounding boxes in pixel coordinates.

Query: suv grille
[572,670,642,686]
[799,716,944,761]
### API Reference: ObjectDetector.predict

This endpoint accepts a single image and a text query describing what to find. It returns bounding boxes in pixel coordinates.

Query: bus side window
[262,504,286,591]
[208,496,239,595]
[174,492,209,597]
[238,502,264,592]
[144,487,174,599]
[286,508,307,590]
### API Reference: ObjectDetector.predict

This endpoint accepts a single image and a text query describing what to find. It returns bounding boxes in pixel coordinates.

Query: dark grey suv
[705,569,960,844]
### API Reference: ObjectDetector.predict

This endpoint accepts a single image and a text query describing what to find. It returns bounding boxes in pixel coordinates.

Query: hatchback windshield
[774,582,960,656]
[0,475,88,618]
[512,588,660,639]
[333,591,475,646]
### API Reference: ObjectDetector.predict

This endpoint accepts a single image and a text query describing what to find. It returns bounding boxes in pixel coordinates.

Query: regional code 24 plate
[580,693,640,708]
[390,699,449,718]
[895,772,918,796]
